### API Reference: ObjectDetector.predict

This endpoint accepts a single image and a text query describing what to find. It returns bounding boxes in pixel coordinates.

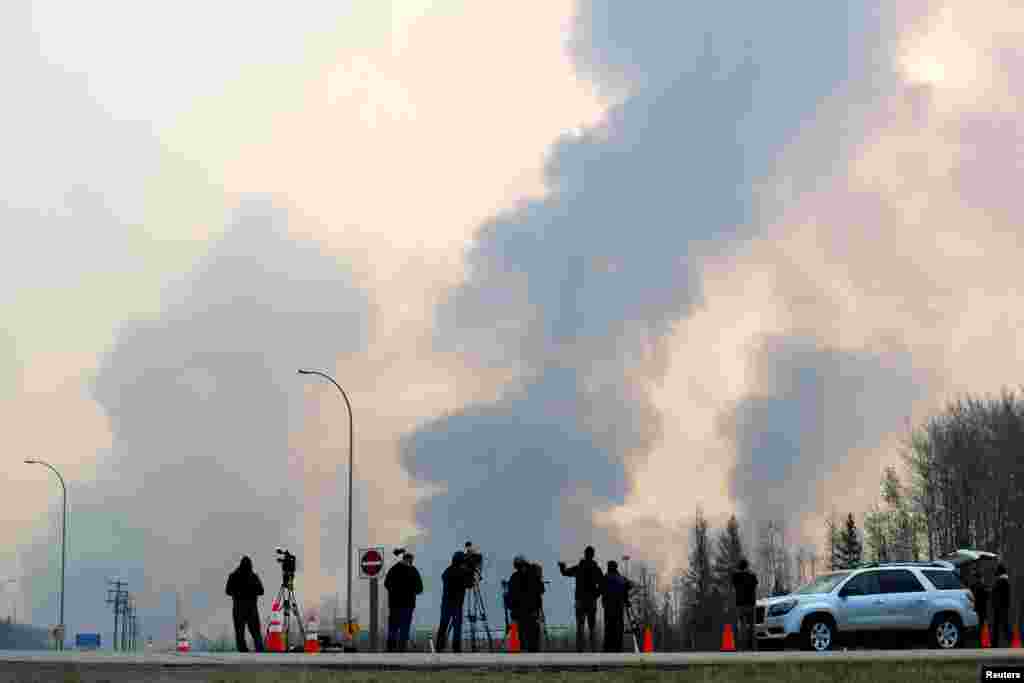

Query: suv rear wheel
[801,616,836,652]
[930,614,962,649]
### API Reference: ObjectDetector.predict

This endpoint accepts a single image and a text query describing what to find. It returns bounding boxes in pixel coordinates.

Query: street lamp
[1,579,16,624]
[24,459,66,650]
[297,369,355,640]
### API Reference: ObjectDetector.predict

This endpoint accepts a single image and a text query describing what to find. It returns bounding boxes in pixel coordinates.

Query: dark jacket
[602,571,633,615]
[971,580,989,617]
[385,561,424,609]
[507,568,544,620]
[731,569,758,607]
[560,558,604,601]
[993,573,1011,611]
[226,557,264,605]
[441,562,474,606]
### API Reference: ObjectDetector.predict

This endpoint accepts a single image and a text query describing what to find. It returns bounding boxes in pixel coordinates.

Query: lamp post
[297,369,355,640]
[2,579,15,624]
[25,459,66,650]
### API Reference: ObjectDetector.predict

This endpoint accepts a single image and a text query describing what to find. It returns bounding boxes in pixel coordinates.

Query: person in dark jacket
[559,545,604,652]
[507,555,544,652]
[992,564,1011,648]
[731,559,758,651]
[225,556,265,652]
[435,552,474,652]
[601,560,633,652]
[970,569,989,644]
[384,552,423,652]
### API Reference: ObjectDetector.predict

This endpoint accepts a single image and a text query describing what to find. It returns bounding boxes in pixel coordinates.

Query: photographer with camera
[559,546,604,653]
[435,551,475,653]
[225,556,265,652]
[507,555,544,652]
[384,550,423,652]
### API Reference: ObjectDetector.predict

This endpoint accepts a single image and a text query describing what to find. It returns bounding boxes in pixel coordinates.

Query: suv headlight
[767,599,798,617]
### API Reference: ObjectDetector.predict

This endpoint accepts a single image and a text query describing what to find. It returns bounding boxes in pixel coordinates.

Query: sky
[3,0,1024,645]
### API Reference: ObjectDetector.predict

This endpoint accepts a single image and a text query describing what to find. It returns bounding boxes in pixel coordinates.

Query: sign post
[359,547,384,652]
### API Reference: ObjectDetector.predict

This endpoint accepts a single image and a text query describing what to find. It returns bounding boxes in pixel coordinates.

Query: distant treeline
[0,621,50,650]
[626,388,1024,651]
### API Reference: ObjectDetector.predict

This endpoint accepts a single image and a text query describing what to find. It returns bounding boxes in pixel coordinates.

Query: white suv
[755,561,979,651]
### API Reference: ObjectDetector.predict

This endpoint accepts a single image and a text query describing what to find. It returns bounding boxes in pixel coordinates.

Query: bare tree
[896,389,1024,626]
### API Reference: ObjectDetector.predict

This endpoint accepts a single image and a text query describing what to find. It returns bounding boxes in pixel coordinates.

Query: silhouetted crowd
[223,546,1011,655]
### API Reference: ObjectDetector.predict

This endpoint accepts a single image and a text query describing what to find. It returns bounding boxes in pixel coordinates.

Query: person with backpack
[384,552,423,652]
[508,555,544,652]
[601,560,633,652]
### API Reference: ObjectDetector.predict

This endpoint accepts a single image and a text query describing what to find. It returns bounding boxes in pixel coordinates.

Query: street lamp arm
[297,370,353,417]
[25,460,66,496]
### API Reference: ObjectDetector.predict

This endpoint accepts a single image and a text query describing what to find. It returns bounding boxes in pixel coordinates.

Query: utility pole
[369,577,379,652]
[122,593,131,651]
[106,580,125,651]
[127,597,136,650]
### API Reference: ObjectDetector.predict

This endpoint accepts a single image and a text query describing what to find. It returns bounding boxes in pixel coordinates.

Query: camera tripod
[624,598,643,652]
[270,576,306,651]
[463,578,494,652]
[539,580,551,649]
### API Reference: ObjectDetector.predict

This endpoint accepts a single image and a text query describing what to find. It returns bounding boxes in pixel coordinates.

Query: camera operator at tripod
[225,556,265,652]
[558,546,604,653]
[435,551,475,653]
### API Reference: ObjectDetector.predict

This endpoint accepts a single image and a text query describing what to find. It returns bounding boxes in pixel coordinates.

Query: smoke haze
[5,0,1024,644]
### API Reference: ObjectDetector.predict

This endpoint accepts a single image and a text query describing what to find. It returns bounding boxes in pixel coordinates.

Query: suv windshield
[793,571,851,594]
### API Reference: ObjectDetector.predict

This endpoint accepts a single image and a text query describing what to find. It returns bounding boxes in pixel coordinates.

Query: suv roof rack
[852,561,951,569]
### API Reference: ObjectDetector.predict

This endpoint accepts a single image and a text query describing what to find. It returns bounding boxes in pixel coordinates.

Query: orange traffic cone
[305,615,320,653]
[981,623,992,648]
[1012,625,1022,649]
[506,622,521,653]
[266,604,285,652]
[176,629,190,653]
[642,627,654,653]
[720,623,737,652]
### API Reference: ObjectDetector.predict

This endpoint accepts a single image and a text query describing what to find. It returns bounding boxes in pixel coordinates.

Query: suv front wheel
[801,616,836,652]
[930,614,962,649]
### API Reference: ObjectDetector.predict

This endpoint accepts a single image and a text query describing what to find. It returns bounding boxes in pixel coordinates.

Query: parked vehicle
[754,552,994,651]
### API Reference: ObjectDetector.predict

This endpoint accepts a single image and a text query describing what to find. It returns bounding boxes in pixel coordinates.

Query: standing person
[435,552,474,653]
[384,552,423,652]
[731,559,758,652]
[601,560,633,652]
[970,569,989,645]
[558,546,604,652]
[508,556,544,652]
[992,564,1011,648]
[225,556,265,652]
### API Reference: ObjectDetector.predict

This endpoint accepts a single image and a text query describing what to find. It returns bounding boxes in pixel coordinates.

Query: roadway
[2,648,1024,668]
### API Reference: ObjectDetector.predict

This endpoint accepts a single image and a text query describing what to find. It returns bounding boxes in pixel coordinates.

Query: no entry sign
[359,547,384,579]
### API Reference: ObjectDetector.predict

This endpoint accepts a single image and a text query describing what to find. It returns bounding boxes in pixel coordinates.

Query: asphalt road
[2,648,1024,668]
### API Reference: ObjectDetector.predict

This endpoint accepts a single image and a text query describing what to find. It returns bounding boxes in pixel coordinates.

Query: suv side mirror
[840,587,861,598]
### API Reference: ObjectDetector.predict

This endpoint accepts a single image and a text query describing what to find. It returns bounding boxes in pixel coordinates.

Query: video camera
[462,541,483,581]
[276,547,297,585]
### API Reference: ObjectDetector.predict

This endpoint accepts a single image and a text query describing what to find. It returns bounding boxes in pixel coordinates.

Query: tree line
[626,388,1024,651]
